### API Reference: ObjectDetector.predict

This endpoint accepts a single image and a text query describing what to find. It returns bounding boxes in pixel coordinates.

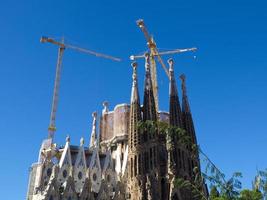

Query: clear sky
[0,0,266,199]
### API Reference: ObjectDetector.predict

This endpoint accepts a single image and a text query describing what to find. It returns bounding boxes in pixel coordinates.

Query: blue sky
[0,0,266,199]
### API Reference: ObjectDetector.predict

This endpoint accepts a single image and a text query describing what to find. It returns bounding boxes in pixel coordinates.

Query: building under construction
[26,19,207,200]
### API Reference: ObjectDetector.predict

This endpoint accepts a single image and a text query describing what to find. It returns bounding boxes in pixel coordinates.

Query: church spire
[143,53,157,122]
[167,58,182,181]
[168,58,182,128]
[180,74,191,114]
[127,62,145,199]
[180,74,197,145]
[129,61,142,150]
[131,62,140,104]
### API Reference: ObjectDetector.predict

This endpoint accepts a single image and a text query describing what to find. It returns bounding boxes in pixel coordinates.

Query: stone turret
[127,61,145,199]
[129,62,142,150]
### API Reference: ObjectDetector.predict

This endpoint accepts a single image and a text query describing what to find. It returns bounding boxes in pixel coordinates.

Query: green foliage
[174,177,208,200]
[258,169,267,199]
[210,186,220,199]
[239,189,263,200]
[137,120,266,200]
[212,197,227,200]
[138,120,194,150]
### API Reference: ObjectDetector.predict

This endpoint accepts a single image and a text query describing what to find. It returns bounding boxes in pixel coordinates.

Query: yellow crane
[131,19,197,111]
[40,36,121,141]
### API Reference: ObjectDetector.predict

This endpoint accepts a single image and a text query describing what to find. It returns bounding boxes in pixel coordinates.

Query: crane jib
[41,36,121,140]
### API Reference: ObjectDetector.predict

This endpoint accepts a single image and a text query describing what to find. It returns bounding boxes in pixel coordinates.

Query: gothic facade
[26,56,206,200]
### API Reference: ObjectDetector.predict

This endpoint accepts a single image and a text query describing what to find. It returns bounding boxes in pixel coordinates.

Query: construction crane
[131,19,197,111]
[40,36,121,141]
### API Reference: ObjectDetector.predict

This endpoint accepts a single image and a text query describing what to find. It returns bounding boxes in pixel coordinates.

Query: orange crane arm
[136,19,170,79]
[136,19,152,43]
[135,19,197,112]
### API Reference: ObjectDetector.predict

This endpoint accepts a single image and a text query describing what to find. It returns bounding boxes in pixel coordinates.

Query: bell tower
[127,62,146,199]
[142,53,161,200]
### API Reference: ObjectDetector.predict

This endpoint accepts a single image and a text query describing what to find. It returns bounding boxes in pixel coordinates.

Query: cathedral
[26,49,207,199]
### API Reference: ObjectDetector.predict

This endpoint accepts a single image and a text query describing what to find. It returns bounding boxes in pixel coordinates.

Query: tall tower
[142,53,161,199]
[168,58,182,174]
[179,74,206,200]
[167,58,184,199]
[180,74,198,148]
[127,62,145,199]
[180,74,201,176]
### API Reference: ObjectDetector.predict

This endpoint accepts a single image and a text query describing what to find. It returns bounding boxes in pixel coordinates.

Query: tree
[210,186,220,199]
[239,189,263,200]
[258,169,267,199]
[138,120,265,200]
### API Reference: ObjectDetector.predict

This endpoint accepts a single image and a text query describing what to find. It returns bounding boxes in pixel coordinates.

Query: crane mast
[48,45,64,139]
[136,19,161,111]
[41,36,121,141]
[134,19,197,111]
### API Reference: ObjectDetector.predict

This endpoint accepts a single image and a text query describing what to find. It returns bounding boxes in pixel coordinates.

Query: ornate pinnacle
[66,135,70,143]
[130,61,140,104]
[136,19,144,28]
[145,53,150,71]
[92,111,97,119]
[131,62,138,82]
[168,58,174,73]
[80,137,84,146]
[168,58,174,80]
[102,101,109,114]
[92,111,97,130]
[90,111,97,148]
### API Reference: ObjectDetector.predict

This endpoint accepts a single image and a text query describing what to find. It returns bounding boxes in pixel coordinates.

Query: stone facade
[26,57,206,200]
